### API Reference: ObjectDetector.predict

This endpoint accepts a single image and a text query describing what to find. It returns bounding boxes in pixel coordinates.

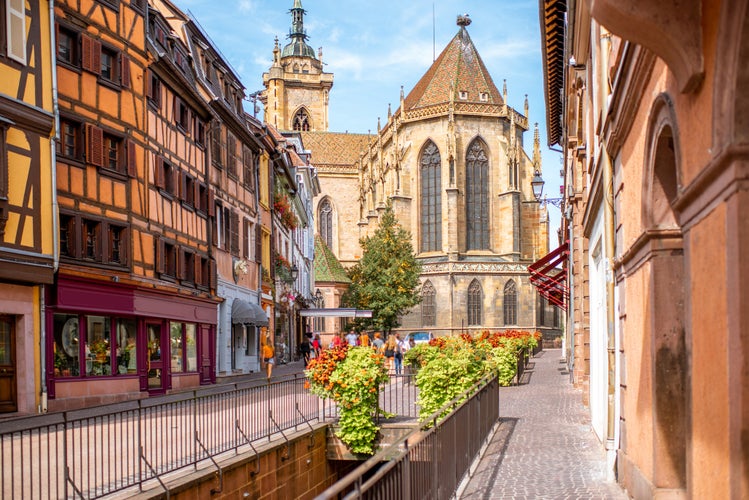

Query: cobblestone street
[461,349,628,499]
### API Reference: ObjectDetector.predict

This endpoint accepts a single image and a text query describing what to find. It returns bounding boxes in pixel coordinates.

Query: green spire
[282,0,317,59]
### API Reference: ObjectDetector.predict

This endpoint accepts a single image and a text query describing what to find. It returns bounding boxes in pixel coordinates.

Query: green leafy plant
[306,346,389,455]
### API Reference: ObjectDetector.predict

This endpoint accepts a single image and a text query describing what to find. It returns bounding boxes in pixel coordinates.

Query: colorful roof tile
[314,235,351,284]
[300,131,371,171]
[404,25,504,111]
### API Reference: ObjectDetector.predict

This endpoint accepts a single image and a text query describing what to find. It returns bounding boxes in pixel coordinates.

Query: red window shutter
[155,156,165,189]
[120,54,131,88]
[155,236,165,274]
[81,35,93,72]
[86,124,104,167]
[82,35,102,75]
[127,141,137,177]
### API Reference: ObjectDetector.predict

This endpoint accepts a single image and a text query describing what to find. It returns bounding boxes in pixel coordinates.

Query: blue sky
[177,0,563,240]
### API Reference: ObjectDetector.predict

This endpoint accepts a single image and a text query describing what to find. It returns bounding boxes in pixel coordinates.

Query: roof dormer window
[480,92,489,102]
[459,90,469,100]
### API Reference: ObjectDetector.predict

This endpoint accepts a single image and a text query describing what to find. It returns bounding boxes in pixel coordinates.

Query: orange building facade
[541,0,749,497]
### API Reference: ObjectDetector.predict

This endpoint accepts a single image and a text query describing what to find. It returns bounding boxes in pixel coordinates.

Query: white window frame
[7,0,26,65]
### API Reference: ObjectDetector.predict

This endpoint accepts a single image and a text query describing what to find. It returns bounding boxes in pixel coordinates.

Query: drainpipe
[41,0,60,414]
[599,28,617,469]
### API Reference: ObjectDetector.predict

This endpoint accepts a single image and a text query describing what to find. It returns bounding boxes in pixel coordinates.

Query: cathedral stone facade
[263,3,558,336]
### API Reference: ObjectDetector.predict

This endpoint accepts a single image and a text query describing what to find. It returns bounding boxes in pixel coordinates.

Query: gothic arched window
[318,198,333,250]
[504,280,518,325]
[467,279,483,326]
[466,139,489,250]
[420,141,442,252]
[293,108,310,131]
[422,281,436,326]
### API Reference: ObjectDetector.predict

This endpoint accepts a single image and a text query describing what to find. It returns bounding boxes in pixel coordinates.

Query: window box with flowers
[273,194,298,230]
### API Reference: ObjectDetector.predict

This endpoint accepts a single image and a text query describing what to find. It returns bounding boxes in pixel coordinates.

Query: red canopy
[528,242,569,310]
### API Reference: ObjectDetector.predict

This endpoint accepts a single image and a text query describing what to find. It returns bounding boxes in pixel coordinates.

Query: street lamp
[531,169,564,208]
[290,264,298,282]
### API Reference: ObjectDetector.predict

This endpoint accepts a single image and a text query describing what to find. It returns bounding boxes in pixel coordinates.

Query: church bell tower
[261,0,334,131]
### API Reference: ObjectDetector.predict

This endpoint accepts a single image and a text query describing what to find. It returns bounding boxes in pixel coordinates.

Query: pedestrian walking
[393,333,403,374]
[300,337,311,367]
[383,334,397,373]
[312,333,321,357]
[345,330,358,346]
[262,335,275,382]
[359,331,370,347]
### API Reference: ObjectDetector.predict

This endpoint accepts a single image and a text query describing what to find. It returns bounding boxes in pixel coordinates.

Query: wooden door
[199,324,213,385]
[0,316,17,413]
[146,322,166,394]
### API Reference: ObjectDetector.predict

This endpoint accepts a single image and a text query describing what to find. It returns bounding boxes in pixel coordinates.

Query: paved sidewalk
[460,349,628,500]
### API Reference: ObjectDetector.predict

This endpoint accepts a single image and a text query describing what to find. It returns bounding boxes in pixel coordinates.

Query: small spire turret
[533,122,542,169]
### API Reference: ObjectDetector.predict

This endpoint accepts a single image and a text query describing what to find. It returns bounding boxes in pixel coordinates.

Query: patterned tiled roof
[300,131,371,171]
[404,27,503,111]
[314,235,351,284]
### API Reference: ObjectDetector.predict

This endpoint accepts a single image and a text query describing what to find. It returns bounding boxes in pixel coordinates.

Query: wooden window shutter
[155,156,165,189]
[243,220,249,259]
[86,124,104,167]
[209,260,217,290]
[172,168,179,196]
[127,140,137,177]
[178,170,186,200]
[194,180,200,210]
[120,54,131,88]
[255,224,262,264]
[194,254,202,285]
[176,248,185,280]
[230,211,239,255]
[146,69,153,99]
[155,236,165,274]
[81,35,101,74]
[207,189,215,217]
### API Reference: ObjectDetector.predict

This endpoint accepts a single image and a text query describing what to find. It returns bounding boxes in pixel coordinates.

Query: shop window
[170,322,197,373]
[52,314,137,379]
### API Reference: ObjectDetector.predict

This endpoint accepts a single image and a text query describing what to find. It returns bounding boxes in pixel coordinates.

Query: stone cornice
[613,228,683,276]
[588,0,703,93]
[420,261,530,275]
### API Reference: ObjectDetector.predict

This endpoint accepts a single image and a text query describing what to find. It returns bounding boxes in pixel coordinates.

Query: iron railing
[0,374,320,499]
[0,372,421,499]
[315,375,500,500]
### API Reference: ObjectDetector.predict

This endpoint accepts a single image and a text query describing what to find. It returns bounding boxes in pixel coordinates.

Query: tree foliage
[343,202,421,333]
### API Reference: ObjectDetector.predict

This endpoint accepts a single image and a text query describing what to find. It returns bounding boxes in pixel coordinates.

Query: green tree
[345,202,422,333]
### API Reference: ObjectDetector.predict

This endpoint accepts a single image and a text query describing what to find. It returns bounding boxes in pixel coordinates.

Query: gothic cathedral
[262,1,559,337]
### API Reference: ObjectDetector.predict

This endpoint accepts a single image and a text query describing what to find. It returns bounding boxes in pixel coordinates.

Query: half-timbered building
[48,0,218,410]
[177,9,271,376]
[0,0,56,415]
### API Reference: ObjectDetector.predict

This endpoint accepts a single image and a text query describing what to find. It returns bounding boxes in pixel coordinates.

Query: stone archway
[643,95,687,493]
